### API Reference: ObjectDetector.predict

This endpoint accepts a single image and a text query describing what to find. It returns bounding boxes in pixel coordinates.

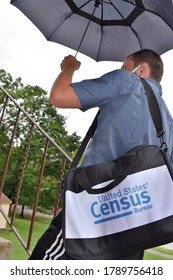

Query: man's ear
[140,62,151,78]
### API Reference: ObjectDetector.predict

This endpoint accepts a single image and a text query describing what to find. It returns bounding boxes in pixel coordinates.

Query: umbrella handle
[75,51,78,58]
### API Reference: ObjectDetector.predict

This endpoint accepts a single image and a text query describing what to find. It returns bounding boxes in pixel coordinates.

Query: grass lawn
[0,215,173,260]
[0,215,51,260]
[144,251,170,260]
[144,246,173,260]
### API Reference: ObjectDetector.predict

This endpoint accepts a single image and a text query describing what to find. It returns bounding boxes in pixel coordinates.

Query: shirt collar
[145,78,163,96]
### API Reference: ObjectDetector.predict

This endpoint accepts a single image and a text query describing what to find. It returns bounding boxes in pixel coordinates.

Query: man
[49,49,173,168]
[34,49,173,260]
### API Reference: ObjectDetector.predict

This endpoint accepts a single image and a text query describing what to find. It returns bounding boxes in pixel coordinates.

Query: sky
[0,0,173,138]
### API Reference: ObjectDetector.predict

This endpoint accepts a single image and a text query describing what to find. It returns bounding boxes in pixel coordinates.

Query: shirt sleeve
[71,70,122,111]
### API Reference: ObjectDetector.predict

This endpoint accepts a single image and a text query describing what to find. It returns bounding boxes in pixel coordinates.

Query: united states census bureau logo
[90,182,153,224]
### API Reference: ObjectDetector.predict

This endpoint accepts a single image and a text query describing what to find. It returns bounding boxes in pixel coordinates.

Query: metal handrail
[0,85,72,257]
[0,86,72,162]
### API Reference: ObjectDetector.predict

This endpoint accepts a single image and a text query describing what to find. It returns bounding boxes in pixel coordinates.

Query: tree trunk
[20,204,25,218]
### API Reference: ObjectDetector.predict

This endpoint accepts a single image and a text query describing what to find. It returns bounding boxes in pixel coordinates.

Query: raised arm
[48,55,82,108]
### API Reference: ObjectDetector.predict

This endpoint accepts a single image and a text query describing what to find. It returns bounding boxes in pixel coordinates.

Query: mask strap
[132,64,141,73]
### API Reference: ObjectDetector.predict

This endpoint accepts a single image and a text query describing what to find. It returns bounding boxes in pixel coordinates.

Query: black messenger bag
[62,79,173,259]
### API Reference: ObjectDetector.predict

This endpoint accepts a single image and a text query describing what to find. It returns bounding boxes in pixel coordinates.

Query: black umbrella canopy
[11,0,173,61]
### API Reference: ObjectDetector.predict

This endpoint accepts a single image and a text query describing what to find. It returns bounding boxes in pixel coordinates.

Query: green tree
[0,69,81,213]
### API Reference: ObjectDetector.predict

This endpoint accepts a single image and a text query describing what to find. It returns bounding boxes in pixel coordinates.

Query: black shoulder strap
[71,78,166,168]
[70,110,100,168]
[140,78,164,137]
[140,78,167,152]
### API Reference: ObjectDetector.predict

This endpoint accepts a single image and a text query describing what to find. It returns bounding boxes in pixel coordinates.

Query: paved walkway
[147,249,173,259]
[161,242,173,250]
[12,205,53,218]
[146,243,173,260]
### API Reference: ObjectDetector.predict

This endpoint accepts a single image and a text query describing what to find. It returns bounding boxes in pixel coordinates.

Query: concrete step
[0,237,12,260]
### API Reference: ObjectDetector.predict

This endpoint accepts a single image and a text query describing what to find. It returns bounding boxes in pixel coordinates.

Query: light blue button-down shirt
[72,69,173,166]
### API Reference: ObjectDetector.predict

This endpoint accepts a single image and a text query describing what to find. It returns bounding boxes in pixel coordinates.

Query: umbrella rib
[122,0,173,31]
[47,0,92,41]
[75,5,98,57]
[96,1,104,61]
[109,0,143,49]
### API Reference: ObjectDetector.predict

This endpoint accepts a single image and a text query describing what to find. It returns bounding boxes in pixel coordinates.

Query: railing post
[11,123,34,226]
[0,109,20,195]
[27,138,49,250]
[0,95,8,129]
[54,156,67,217]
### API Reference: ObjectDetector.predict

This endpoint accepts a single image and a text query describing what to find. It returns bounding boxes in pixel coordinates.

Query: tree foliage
[0,69,81,212]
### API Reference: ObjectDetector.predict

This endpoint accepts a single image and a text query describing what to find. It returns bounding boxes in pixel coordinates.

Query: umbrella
[11,0,173,61]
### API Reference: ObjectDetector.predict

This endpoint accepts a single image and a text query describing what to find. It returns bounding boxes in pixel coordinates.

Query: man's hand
[48,55,81,108]
[60,55,81,71]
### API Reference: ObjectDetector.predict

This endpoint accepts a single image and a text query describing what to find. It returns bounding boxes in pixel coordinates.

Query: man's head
[121,49,163,83]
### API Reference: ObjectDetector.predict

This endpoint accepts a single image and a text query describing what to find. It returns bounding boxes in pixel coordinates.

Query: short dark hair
[128,49,163,82]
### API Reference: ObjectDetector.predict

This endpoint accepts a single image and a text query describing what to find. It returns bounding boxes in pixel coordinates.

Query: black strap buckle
[159,133,168,153]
